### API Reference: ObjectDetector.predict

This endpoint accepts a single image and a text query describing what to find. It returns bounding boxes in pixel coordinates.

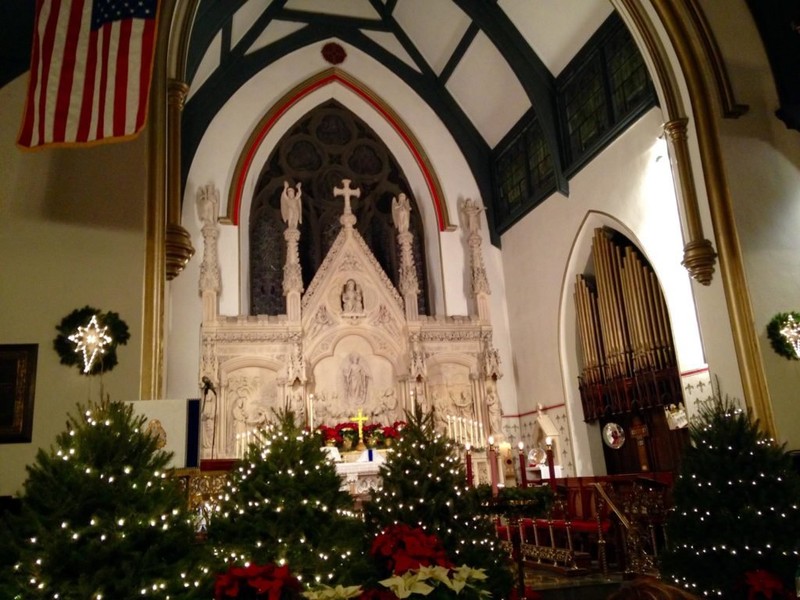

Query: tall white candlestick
[479,422,484,446]
[308,393,314,431]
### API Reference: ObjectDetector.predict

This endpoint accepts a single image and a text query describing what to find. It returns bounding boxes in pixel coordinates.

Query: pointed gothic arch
[248,99,430,316]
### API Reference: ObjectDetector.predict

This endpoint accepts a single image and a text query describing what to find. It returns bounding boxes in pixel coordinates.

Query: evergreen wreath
[54,306,130,375]
[765,311,800,361]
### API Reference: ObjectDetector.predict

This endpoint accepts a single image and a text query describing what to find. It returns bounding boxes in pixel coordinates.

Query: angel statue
[281,181,302,229]
[391,193,411,234]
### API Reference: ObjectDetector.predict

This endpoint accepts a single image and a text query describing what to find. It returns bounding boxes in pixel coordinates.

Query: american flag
[18,0,158,149]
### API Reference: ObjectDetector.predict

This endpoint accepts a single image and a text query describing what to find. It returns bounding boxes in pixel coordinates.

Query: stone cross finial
[334,179,361,215]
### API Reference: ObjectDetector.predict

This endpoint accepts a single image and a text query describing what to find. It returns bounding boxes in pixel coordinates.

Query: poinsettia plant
[361,524,491,599]
[314,421,406,451]
[215,563,302,600]
[371,523,453,575]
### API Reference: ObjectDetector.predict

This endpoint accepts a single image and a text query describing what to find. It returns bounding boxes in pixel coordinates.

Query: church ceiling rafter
[183,13,490,165]
[179,0,586,245]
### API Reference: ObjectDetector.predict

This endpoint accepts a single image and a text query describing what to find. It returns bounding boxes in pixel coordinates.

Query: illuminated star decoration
[67,315,113,374]
[779,314,800,358]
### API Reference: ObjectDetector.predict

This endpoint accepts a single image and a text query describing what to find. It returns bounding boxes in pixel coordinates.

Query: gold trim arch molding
[225,68,452,231]
[611,0,774,436]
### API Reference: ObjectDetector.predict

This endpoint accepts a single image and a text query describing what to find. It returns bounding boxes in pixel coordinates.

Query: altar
[195,180,506,461]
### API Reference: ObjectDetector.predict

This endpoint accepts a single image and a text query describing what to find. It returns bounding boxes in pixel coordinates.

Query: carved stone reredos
[301,223,406,359]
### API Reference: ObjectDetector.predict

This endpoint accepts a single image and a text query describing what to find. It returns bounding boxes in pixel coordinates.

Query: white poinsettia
[303,583,363,599]
[379,565,490,598]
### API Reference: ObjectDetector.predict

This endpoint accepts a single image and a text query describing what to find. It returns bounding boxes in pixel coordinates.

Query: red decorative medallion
[322,42,346,65]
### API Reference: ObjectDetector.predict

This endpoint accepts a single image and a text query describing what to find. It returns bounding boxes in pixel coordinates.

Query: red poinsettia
[316,425,342,444]
[370,523,453,575]
[381,426,399,439]
[214,563,301,600]
[744,569,788,600]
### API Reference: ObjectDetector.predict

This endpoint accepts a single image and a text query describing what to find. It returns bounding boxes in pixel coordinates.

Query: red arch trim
[230,71,446,230]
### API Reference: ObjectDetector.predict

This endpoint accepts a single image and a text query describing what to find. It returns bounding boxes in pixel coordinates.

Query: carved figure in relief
[391,193,411,234]
[196,184,219,227]
[280,181,302,228]
[373,387,398,422]
[462,197,485,234]
[201,385,217,450]
[486,386,503,436]
[484,347,501,379]
[287,343,305,383]
[286,387,305,422]
[451,389,473,418]
[342,353,370,406]
[341,279,363,313]
[309,305,335,339]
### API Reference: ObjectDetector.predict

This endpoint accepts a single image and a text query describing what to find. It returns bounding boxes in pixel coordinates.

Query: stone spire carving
[462,198,491,320]
[392,193,419,320]
[197,183,220,322]
[281,181,304,321]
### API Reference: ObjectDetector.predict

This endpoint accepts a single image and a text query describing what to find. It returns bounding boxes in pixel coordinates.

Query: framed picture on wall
[0,344,37,443]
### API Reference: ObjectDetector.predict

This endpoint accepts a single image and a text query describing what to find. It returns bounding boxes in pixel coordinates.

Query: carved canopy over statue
[197,180,504,459]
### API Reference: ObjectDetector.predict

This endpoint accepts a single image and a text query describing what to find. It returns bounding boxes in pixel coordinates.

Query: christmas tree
[186,411,373,597]
[0,399,199,600]
[362,410,513,599]
[659,394,800,598]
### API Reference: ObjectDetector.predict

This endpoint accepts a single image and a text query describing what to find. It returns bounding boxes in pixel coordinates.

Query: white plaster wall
[501,109,708,475]
[168,41,517,414]
[0,75,147,496]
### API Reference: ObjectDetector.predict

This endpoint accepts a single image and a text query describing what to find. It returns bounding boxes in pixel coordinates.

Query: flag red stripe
[136,16,156,130]
[52,0,85,143]
[95,24,111,140]
[18,0,47,147]
[37,0,63,145]
[20,0,159,148]
[113,18,132,136]
[76,27,98,143]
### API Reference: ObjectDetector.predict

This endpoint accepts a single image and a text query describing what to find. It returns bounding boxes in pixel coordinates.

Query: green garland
[54,306,130,375]
[766,311,800,361]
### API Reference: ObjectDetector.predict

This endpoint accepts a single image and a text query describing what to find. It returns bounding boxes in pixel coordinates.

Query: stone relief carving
[341,279,364,314]
[341,352,371,406]
[200,180,505,457]
[486,383,503,436]
[308,305,336,340]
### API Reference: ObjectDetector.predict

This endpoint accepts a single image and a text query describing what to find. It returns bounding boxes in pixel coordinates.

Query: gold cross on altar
[349,407,368,444]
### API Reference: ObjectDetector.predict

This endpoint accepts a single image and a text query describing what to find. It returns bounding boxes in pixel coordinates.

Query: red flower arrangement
[214,563,302,600]
[370,523,453,576]
[314,420,406,451]
[316,425,343,445]
[743,569,789,600]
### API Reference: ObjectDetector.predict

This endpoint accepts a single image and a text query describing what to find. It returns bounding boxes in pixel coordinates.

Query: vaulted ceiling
[181,0,614,217]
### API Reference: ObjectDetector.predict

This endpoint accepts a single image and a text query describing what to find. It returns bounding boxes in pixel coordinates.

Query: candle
[308,393,314,431]
[478,422,484,446]
[518,441,528,488]
[465,442,473,486]
[410,389,416,415]
[488,436,498,497]
[447,415,452,439]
